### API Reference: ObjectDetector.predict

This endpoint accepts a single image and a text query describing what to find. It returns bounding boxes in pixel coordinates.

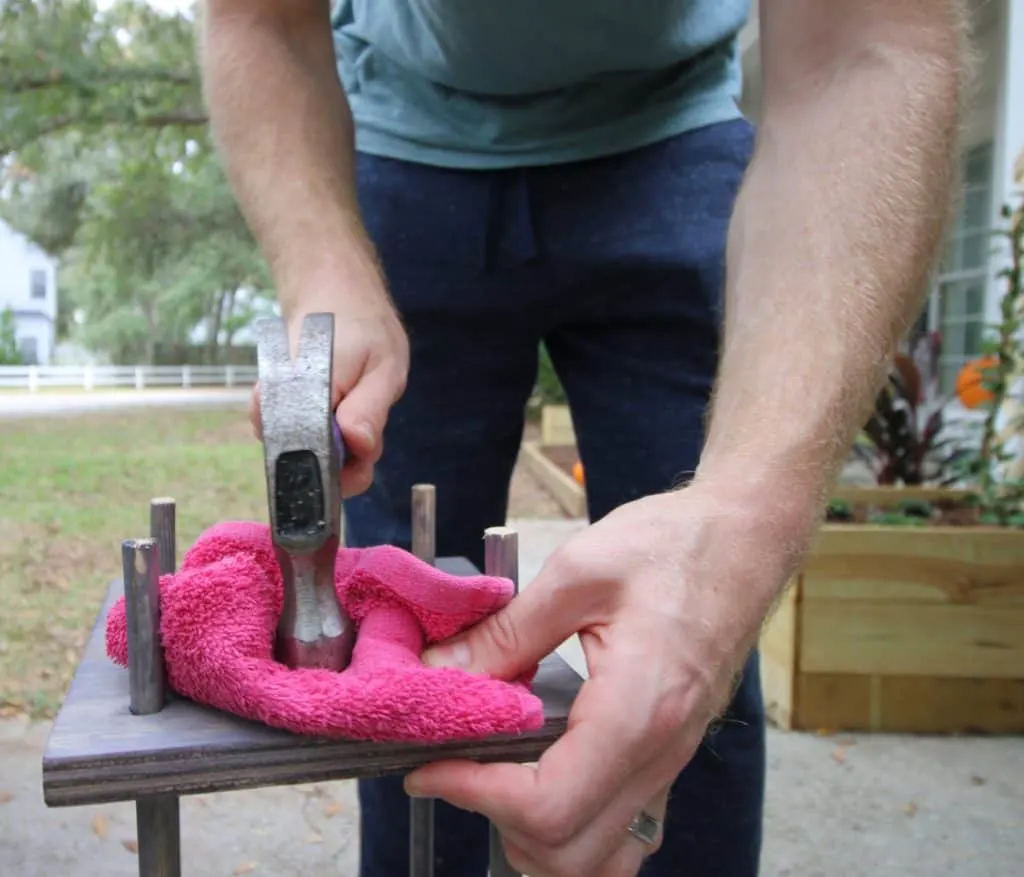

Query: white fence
[0,364,257,391]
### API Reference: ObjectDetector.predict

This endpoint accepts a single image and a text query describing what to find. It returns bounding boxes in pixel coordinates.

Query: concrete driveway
[1,519,1021,876]
[0,389,252,420]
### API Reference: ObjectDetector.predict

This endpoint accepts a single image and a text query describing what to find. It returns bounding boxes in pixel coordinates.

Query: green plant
[825,498,852,522]
[0,307,22,365]
[535,342,567,406]
[958,197,1024,527]
[854,347,967,486]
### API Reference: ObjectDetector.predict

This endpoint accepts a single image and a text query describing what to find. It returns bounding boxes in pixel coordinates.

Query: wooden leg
[484,527,523,877]
[136,794,182,877]
[124,499,182,876]
[410,485,437,877]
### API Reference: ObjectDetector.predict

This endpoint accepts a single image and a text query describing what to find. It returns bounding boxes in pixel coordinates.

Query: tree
[0,308,22,365]
[1,0,205,159]
[0,0,273,364]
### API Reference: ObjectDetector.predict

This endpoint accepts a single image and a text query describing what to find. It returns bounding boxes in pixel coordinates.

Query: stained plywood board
[43,559,582,807]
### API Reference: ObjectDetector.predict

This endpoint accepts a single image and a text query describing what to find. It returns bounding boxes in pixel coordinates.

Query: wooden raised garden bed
[761,486,1024,735]
[525,411,1024,734]
[521,406,586,518]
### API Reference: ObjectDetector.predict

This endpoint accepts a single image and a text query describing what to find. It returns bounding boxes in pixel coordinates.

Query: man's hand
[201,0,409,496]
[404,485,796,877]
[249,290,409,498]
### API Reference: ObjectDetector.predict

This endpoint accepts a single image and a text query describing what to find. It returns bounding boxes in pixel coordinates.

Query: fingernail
[422,641,471,669]
[354,422,376,446]
[404,776,427,798]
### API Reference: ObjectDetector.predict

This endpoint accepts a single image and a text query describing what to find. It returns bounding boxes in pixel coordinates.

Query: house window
[18,337,39,365]
[934,142,994,394]
[30,269,47,300]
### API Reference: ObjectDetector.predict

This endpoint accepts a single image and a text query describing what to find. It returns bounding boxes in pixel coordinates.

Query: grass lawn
[0,404,266,717]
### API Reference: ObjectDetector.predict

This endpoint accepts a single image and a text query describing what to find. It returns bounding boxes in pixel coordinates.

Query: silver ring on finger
[627,810,661,847]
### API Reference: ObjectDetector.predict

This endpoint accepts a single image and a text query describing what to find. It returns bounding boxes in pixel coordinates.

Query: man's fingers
[405,760,535,818]
[340,457,376,499]
[421,553,601,680]
[334,364,403,463]
[411,670,653,847]
[249,384,263,440]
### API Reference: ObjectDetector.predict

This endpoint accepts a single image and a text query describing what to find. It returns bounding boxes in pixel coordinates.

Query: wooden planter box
[539,404,575,446]
[761,487,1024,734]
[522,406,587,517]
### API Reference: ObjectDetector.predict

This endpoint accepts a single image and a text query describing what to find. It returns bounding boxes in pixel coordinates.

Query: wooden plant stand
[41,496,582,877]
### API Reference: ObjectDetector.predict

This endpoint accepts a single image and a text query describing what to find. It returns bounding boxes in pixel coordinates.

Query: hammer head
[256,313,355,671]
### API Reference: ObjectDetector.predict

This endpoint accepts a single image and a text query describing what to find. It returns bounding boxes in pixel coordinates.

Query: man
[199,2,969,875]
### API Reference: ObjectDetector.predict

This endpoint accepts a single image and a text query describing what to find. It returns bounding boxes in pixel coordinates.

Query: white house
[739,0,1023,400]
[0,218,58,365]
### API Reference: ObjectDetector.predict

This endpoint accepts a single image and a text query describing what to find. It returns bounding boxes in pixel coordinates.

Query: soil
[825,499,982,527]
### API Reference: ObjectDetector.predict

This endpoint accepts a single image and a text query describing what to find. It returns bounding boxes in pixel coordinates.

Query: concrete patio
[1,519,1020,876]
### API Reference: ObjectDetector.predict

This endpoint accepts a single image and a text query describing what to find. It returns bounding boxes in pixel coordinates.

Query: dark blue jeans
[345,118,766,877]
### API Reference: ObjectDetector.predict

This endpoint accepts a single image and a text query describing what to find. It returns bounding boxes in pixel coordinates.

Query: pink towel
[105,521,544,742]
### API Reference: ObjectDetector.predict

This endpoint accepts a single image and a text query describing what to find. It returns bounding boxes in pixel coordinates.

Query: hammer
[255,312,356,671]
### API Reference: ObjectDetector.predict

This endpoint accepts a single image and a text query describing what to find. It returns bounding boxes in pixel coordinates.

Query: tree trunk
[206,288,228,365]
[220,287,238,363]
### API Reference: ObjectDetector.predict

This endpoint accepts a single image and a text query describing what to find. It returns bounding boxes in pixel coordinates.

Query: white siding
[0,220,58,365]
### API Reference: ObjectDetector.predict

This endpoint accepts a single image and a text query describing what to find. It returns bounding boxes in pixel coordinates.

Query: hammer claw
[293,312,334,384]
[255,312,355,672]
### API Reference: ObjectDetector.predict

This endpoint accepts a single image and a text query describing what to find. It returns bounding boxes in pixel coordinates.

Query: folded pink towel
[105,521,544,742]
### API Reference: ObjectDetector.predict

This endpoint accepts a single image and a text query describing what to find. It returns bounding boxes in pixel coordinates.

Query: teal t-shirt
[331,1,751,169]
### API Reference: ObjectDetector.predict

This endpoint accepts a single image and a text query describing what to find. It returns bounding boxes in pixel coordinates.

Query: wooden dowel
[135,795,181,877]
[149,497,176,576]
[484,526,519,596]
[411,483,437,564]
[122,538,165,716]
[128,510,182,877]
[410,483,437,877]
[484,526,522,877]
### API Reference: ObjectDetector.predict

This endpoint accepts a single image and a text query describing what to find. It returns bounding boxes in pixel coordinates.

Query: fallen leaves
[122,839,138,854]
[233,862,258,875]
[322,801,341,818]
[91,813,109,840]
[304,833,324,845]
[0,791,13,804]
[831,747,847,764]
[903,801,918,818]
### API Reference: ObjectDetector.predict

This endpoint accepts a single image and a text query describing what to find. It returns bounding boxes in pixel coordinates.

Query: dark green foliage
[1,0,204,159]
[535,342,567,405]
[0,1,273,364]
[824,498,852,522]
[0,308,22,365]
[855,351,968,486]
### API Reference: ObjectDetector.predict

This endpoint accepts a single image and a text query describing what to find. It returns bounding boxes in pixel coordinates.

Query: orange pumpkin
[572,460,585,486]
[956,355,999,409]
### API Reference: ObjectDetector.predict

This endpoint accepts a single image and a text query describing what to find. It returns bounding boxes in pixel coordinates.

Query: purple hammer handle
[332,416,347,465]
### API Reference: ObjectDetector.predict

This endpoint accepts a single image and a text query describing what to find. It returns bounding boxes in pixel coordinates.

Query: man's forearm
[695,0,970,541]
[200,0,384,315]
